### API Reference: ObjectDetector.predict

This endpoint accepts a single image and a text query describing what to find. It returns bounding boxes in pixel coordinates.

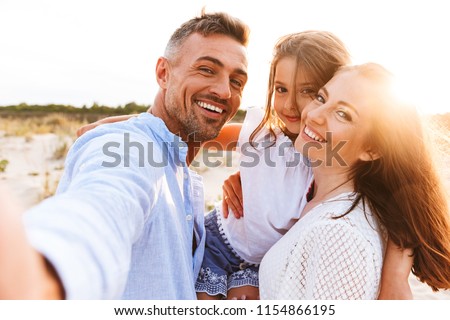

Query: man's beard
[166,102,225,143]
[181,111,224,142]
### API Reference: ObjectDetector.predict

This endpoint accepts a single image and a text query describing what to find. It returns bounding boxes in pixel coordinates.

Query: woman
[259,63,450,299]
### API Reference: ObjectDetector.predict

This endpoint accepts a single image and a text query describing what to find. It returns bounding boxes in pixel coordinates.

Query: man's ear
[359,148,381,162]
[155,57,170,89]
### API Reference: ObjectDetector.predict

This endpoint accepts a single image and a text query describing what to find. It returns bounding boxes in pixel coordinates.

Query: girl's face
[295,70,376,168]
[273,57,316,135]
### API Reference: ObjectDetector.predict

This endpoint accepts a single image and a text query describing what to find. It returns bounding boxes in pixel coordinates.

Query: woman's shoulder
[308,197,384,244]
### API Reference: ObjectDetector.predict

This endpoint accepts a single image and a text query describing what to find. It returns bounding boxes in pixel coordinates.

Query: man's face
[161,33,248,143]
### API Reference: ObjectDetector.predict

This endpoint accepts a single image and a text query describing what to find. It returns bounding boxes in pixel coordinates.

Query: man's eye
[200,67,214,74]
[231,79,243,88]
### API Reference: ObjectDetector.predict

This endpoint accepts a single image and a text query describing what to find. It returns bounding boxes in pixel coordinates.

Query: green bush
[0,159,9,172]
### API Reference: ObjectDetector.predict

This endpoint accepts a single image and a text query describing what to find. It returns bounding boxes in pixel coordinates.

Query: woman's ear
[359,148,381,162]
[155,57,170,89]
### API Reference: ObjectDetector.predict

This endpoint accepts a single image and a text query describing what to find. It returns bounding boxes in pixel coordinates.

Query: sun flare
[390,69,449,115]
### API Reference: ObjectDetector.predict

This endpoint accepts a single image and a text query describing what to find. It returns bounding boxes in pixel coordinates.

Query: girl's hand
[76,114,138,137]
[222,171,244,219]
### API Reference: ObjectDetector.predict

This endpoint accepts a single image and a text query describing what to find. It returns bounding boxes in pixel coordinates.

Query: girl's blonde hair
[250,31,351,144]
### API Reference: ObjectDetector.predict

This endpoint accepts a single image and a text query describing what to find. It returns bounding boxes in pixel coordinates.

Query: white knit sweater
[259,193,386,300]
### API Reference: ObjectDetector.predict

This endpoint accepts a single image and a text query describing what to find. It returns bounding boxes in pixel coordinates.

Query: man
[1,10,249,299]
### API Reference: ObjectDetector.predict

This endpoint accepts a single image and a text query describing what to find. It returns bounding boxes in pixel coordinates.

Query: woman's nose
[306,104,326,125]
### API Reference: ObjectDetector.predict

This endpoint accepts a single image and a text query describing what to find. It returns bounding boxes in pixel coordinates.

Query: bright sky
[1,0,449,114]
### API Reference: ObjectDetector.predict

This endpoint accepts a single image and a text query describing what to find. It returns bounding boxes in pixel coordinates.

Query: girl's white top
[217,107,313,264]
[259,193,386,299]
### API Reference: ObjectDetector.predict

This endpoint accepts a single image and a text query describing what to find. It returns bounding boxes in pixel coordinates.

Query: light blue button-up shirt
[24,113,205,299]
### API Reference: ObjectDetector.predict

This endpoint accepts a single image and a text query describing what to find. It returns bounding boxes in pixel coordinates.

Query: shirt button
[183,173,188,179]
[186,215,192,221]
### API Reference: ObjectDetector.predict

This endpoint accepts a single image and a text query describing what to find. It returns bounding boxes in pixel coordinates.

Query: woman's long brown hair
[343,63,450,291]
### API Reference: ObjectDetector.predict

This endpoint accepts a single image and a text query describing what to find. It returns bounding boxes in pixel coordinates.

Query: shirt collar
[139,113,188,166]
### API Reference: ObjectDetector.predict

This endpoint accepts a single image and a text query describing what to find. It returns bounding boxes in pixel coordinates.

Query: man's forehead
[183,33,248,63]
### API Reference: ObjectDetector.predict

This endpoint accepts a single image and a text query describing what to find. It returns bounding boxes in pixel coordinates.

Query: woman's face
[273,57,316,135]
[295,69,376,168]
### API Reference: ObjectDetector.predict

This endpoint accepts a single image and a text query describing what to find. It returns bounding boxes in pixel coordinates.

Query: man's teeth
[197,101,223,114]
[304,127,326,142]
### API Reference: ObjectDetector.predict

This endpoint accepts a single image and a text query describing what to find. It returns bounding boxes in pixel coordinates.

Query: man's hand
[0,185,64,299]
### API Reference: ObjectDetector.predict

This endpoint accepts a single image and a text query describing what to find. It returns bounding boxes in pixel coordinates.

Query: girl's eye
[275,86,287,94]
[337,110,352,121]
[300,88,315,95]
[299,88,316,100]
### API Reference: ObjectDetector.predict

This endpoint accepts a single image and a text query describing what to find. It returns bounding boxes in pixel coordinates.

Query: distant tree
[230,109,246,123]
[124,102,148,114]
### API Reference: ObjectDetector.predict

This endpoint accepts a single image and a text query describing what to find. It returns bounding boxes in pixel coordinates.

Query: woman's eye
[315,94,325,103]
[337,110,352,121]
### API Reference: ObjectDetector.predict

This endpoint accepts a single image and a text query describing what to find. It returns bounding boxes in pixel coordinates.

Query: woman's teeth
[304,126,326,142]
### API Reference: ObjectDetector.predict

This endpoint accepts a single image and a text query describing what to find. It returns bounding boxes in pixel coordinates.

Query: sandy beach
[1,132,449,300]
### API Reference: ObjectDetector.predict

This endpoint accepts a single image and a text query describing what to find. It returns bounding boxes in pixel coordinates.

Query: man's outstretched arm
[0,185,64,299]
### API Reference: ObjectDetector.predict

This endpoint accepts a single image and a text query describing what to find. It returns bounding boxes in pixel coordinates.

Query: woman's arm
[377,239,413,299]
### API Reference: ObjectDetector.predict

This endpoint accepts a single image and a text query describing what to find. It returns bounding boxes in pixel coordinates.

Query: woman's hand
[222,171,244,219]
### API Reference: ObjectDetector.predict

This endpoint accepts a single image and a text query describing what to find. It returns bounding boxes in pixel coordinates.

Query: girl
[258,63,450,299]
